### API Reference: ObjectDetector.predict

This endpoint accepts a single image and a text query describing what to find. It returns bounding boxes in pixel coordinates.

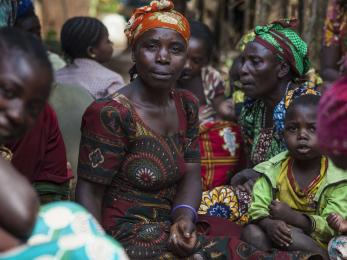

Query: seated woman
[199,19,320,223]
[0,0,72,204]
[0,27,127,259]
[177,20,245,190]
[55,16,124,99]
[75,1,246,258]
[316,76,347,259]
[242,95,347,259]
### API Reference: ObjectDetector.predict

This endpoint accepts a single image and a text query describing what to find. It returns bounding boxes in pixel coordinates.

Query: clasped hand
[168,216,197,257]
[266,200,294,247]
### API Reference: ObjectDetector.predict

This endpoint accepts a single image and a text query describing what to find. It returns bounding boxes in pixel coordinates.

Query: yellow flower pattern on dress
[198,186,250,225]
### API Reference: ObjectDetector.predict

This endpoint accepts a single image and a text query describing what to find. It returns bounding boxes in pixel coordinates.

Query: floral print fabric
[0,202,128,260]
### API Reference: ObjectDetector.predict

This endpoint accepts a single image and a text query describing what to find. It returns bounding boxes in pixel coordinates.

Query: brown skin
[0,55,51,144]
[0,51,51,249]
[242,104,328,258]
[86,29,114,63]
[14,15,42,39]
[76,28,202,258]
[0,158,39,250]
[264,104,321,239]
[327,213,347,233]
[177,37,235,121]
[230,41,292,188]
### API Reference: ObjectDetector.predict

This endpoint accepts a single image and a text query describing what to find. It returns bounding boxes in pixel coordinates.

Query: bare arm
[0,158,39,240]
[171,162,201,222]
[321,45,342,82]
[75,178,106,223]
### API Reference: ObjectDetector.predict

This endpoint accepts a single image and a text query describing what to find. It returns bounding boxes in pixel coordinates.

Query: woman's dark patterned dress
[77,89,235,259]
[77,89,315,260]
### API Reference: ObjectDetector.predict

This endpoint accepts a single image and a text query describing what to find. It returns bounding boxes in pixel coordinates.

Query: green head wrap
[248,19,310,77]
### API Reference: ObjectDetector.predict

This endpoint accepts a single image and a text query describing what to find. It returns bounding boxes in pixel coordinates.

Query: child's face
[0,55,52,143]
[178,37,209,82]
[284,104,320,160]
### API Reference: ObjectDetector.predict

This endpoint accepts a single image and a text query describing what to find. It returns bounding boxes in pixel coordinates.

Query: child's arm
[248,176,273,220]
[269,200,312,234]
[327,213,347,234]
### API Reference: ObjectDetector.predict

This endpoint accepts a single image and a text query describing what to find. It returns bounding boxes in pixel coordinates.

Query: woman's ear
[87,46,96,59]
[278,61,290,78]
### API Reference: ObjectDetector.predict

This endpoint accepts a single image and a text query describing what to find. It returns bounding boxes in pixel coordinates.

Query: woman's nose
[156,47,170,63]
[239,60,249,75]
[183,59,192,70]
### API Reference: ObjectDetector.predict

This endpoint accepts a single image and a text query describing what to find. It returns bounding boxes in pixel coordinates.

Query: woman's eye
[146,43,158,50]
[251,58,261,65]
[309,126,316,132]
[170,45,183,54]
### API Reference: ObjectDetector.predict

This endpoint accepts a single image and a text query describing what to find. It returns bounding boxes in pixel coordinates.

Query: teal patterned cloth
[0,202,128,260]
[0,0,17,27]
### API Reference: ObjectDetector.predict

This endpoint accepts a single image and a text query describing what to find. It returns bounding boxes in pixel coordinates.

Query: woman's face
[239,41,281,99]
[92,29,114,63]
[0,54,52,143]
[133,28,187,89]
[179,37,209,82]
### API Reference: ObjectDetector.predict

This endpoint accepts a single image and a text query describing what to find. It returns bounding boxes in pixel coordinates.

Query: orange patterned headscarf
[124,0,190,46]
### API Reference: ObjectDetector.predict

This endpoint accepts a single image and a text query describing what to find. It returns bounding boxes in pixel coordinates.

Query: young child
[177,20,245,190]
[241,94,347,258]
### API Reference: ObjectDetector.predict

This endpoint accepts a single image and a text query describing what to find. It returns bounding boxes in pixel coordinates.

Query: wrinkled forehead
[0,50,52,88]
[243,41,275,57]
[134,27,186,48]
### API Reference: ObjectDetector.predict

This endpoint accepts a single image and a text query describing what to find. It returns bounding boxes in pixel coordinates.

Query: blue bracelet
[171,204,198,223]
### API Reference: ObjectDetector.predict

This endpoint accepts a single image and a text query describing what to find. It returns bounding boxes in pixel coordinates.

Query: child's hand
[327,213,347,233]
[269,200,293,222]
[264,219,292,247]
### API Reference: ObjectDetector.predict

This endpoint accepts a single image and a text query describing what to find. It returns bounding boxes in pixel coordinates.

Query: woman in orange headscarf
[75,1,243,258]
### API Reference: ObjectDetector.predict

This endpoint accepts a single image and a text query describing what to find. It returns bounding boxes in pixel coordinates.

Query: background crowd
[1,0,347,259]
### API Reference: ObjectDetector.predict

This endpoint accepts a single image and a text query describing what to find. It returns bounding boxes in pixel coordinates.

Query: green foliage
[98,0,120,13]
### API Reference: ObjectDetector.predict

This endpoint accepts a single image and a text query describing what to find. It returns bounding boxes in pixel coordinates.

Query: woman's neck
[263,80,291,110]
[132,77,173,106]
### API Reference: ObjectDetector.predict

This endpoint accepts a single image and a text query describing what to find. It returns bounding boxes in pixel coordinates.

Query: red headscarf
[124,0,190,46]
[317,76,347,155]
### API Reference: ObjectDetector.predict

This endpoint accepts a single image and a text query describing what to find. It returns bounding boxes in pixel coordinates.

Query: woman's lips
[151,71,172,80]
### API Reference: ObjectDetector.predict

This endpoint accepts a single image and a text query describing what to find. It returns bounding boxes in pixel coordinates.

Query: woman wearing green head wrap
[236,19,319,167]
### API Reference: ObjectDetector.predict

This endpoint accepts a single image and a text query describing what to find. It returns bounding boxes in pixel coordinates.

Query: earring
[90,53,96,59]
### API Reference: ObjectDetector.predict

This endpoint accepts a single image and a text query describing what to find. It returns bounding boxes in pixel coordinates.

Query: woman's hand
[230,169,260,194]
[327,213,347,233]
[168,216,197,257]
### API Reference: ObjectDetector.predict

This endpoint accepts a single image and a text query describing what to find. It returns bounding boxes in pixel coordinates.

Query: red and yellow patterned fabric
[199,121,245,190]
[323,0,347,48]
[124,0,190,46]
